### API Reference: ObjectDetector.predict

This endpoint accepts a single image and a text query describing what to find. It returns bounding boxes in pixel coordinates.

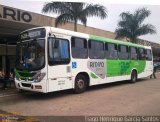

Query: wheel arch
[131,68,138,76]
[130,68,138,83]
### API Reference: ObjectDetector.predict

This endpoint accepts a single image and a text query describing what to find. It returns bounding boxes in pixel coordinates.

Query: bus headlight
[34,73,46,83]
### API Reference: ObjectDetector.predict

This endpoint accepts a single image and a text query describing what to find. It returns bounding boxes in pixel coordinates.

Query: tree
[42,2,107,31]
[115,8,156,43]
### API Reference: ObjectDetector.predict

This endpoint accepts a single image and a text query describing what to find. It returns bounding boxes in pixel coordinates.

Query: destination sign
[20,28,46,40]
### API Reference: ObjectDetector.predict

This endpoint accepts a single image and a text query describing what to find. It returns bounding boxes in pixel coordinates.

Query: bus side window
[48,37,70,65]
[105,43,118,60]
[118,45,129,60]
[89,40,104,59]
[130,47,138,60]
[146,49,152,61]
[138,48,145,60]
[71,37,88,59]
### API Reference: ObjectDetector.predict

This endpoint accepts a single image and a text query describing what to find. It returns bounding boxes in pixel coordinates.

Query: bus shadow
[87,78,149,92]
[20,78,149,100]
[19,89,74,100]
[87,80,129,92]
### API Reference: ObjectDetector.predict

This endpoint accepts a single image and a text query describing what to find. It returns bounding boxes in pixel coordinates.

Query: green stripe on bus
[15,69,29,80]
[90,72,98,79]
[89,35,145,48]
[106,60,146,77]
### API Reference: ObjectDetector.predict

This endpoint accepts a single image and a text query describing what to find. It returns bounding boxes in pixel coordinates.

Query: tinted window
[118,45,129,60]
[130,47,138,60]
[138,48,145,60]
[71,37,88,59]
[105,43,118,60]
[48,37,70,65]
[146,49,152,61]
[89,40,104,59]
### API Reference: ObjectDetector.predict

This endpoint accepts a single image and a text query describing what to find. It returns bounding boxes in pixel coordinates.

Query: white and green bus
[15,26,153,93]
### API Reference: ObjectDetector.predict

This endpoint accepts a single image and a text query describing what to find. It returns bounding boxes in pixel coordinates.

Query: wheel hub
[77,79,84,89]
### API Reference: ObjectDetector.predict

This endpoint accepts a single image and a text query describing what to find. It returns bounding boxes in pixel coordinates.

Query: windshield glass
[16,39,45,71]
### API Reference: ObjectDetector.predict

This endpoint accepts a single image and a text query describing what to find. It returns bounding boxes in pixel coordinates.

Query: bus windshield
[16,39,45,71]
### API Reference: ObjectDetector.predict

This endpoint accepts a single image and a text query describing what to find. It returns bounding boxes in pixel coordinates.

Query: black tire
[74,75,87,93]
[131,70,137,83]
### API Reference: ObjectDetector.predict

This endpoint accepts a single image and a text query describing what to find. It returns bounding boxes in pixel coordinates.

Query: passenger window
[130,47,138,60]
[89,40,104,59]
[146,49,152,61]
[118,45,129,60]
[105,43,118,60]
[138,48,145,60]
[71,37,88,59]
[48,37,70,65]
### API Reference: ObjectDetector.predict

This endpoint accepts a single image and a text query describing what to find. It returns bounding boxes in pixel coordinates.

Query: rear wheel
[74,75,87,93]
[131,70,137,83]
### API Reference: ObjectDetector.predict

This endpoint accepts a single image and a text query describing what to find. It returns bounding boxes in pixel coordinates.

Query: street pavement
[0,72,160,121]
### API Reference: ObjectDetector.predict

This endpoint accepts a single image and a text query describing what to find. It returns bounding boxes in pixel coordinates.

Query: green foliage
[115,8,156,43]
[42,2,107,31]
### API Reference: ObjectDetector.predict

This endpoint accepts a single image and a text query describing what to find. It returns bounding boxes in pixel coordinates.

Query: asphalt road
[0,73,160,116]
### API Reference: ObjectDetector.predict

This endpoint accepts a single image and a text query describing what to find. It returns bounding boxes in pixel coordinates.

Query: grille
[21,83,31,87]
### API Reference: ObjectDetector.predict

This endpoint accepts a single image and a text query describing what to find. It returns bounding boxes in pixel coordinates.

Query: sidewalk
[0,81,18,97]
[0,109,41,122]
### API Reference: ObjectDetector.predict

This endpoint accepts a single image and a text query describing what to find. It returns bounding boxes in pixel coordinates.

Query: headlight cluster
[34,73,46,82]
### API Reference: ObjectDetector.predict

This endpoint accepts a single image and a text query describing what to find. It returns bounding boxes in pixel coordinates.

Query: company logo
[87,60,106,79]
[0,6,32,22]
[90,62,104,68]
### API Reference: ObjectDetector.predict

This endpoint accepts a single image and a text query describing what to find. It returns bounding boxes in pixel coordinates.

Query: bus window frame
[138,48,146,60]
[118,44,129,60]
[145,49,152,61]
[88,39,105,59]
[71,36,88,59]
[130,46,138,60]
[105,42,118,60]
[48,37,71,66]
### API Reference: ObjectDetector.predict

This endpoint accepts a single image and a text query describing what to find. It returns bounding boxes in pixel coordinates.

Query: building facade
[0,5,160,77]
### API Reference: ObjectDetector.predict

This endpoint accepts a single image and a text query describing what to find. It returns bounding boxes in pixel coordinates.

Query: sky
[1,0,160,44]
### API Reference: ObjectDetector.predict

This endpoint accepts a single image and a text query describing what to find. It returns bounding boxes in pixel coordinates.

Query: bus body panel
[138,61,153,79]
[15,26,153,93]
[47,28,90,92]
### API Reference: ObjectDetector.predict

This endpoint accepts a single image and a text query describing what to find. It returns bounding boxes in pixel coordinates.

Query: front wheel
[130,70,137,83]
[74,75,87,93]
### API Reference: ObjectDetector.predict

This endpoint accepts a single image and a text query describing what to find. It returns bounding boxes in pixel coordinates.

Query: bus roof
[21,26,149,49]
[49,27,146,48]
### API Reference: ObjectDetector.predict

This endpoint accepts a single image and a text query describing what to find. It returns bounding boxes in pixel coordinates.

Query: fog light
[35,85,42,89]
[34,73,46,83]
